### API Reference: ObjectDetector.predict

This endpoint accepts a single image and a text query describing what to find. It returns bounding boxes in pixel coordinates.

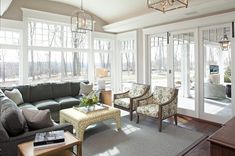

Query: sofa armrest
[8,123,73,142]
[0,123,73,156]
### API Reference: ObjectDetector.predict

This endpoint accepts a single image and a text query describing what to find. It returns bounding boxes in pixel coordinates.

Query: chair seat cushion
[137,104,159,117]
[114,98,130,108]
[55,97,80,109]
[33,100,60,112]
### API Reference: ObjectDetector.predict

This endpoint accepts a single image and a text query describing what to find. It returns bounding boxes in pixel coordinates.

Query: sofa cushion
[15,85,31,103]
[18,103,38,110]
[30,83,52,102]
[0,89,5,97]
[70,81,89,97]
[33,100,60,112]
[52,82,71,98]
[55,97,80,109]
[0,120,9,142]
[1,85,31,103]
[0,92,9,141]
[22,109,54,130]
[4,88,24,105]
[0,97,27,136]
[71,82,81,96]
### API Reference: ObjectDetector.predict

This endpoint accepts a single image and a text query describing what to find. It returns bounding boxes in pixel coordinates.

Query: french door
[150,30,197,117]
[199,23,233,123]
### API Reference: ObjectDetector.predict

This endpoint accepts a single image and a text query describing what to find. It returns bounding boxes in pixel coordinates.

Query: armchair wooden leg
[136,114,139,124]
[159,119,162,132]
[130,111,133,121]
[174,114,178,125]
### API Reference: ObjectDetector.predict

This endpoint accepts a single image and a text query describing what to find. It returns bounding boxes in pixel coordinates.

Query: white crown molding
[0,18,23,30]
[143,11,235,35]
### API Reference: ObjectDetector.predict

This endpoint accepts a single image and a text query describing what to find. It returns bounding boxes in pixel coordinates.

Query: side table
[100,90,112,106]
[18,132,82,156]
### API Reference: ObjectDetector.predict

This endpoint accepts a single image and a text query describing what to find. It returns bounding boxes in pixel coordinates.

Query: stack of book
[34,130,65,150]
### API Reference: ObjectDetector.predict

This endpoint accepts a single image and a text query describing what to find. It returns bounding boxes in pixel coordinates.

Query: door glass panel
[121,40,136,91]
[202,26,232,120]
[173,32,195,111]
[150,35,168,88]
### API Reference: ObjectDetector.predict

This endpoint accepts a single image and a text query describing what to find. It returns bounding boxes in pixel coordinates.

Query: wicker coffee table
[60,105,121,141]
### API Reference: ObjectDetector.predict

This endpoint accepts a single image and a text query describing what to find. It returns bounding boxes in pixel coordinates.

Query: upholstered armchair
[136,86,178,132]
[113,83,150,121]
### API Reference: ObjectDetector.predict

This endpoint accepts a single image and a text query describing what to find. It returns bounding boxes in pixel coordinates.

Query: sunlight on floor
[122,124,140,135]
[96,147,120,156]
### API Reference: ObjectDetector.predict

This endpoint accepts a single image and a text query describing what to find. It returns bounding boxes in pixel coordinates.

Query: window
[93,38,112,89]
[28,20,89,83]
[62,51,88,81]
[120,39,136,91]
[0,30,20,86]
[28,51,61,83]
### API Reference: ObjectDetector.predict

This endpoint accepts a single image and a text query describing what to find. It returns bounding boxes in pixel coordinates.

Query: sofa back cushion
[1,85,31,103]
[0,91,9,141]
[70,81,89,97]
[30,83,52,102]
[52,82,71,98]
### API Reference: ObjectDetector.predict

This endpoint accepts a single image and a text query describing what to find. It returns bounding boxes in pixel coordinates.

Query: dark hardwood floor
[166,115,221,156]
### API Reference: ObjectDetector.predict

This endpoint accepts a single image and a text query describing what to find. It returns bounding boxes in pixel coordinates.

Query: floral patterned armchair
[113,83,150,121]
[136,86,178,132]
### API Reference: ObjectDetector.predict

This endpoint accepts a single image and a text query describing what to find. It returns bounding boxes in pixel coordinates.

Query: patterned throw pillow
[79,82,93,96]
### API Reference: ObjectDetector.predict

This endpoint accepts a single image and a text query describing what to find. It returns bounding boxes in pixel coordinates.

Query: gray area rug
[83,116,206,156]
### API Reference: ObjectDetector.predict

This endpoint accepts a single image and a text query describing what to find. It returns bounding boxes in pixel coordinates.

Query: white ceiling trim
[103,0,235,33]
[0,0,12,16]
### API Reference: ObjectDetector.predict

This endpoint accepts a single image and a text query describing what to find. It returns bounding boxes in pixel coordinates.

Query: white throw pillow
[4,89,24,105]
[79,82,93,96]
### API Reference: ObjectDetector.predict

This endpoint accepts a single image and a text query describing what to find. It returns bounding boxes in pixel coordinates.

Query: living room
[0,0,235,156]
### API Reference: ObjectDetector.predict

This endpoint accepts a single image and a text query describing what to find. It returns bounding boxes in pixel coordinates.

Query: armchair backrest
[128,83,150,98]
[152,86,177,104]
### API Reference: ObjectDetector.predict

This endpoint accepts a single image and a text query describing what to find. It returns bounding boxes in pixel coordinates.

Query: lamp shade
[96,68,108,78]
[219,34,230,51]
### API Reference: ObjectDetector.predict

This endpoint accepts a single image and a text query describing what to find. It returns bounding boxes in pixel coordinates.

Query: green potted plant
[80,94,99,108]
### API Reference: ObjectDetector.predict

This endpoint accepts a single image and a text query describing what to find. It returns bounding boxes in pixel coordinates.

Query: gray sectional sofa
[1,81,88,122]
[0,89,73,156]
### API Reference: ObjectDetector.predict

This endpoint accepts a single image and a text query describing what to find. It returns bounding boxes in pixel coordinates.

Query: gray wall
[2,0,108,32]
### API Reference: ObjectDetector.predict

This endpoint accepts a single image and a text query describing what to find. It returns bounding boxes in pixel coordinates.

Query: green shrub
[224,67,231,83]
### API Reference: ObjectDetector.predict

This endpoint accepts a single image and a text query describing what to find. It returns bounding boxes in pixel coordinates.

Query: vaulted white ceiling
[50,0,152,23]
